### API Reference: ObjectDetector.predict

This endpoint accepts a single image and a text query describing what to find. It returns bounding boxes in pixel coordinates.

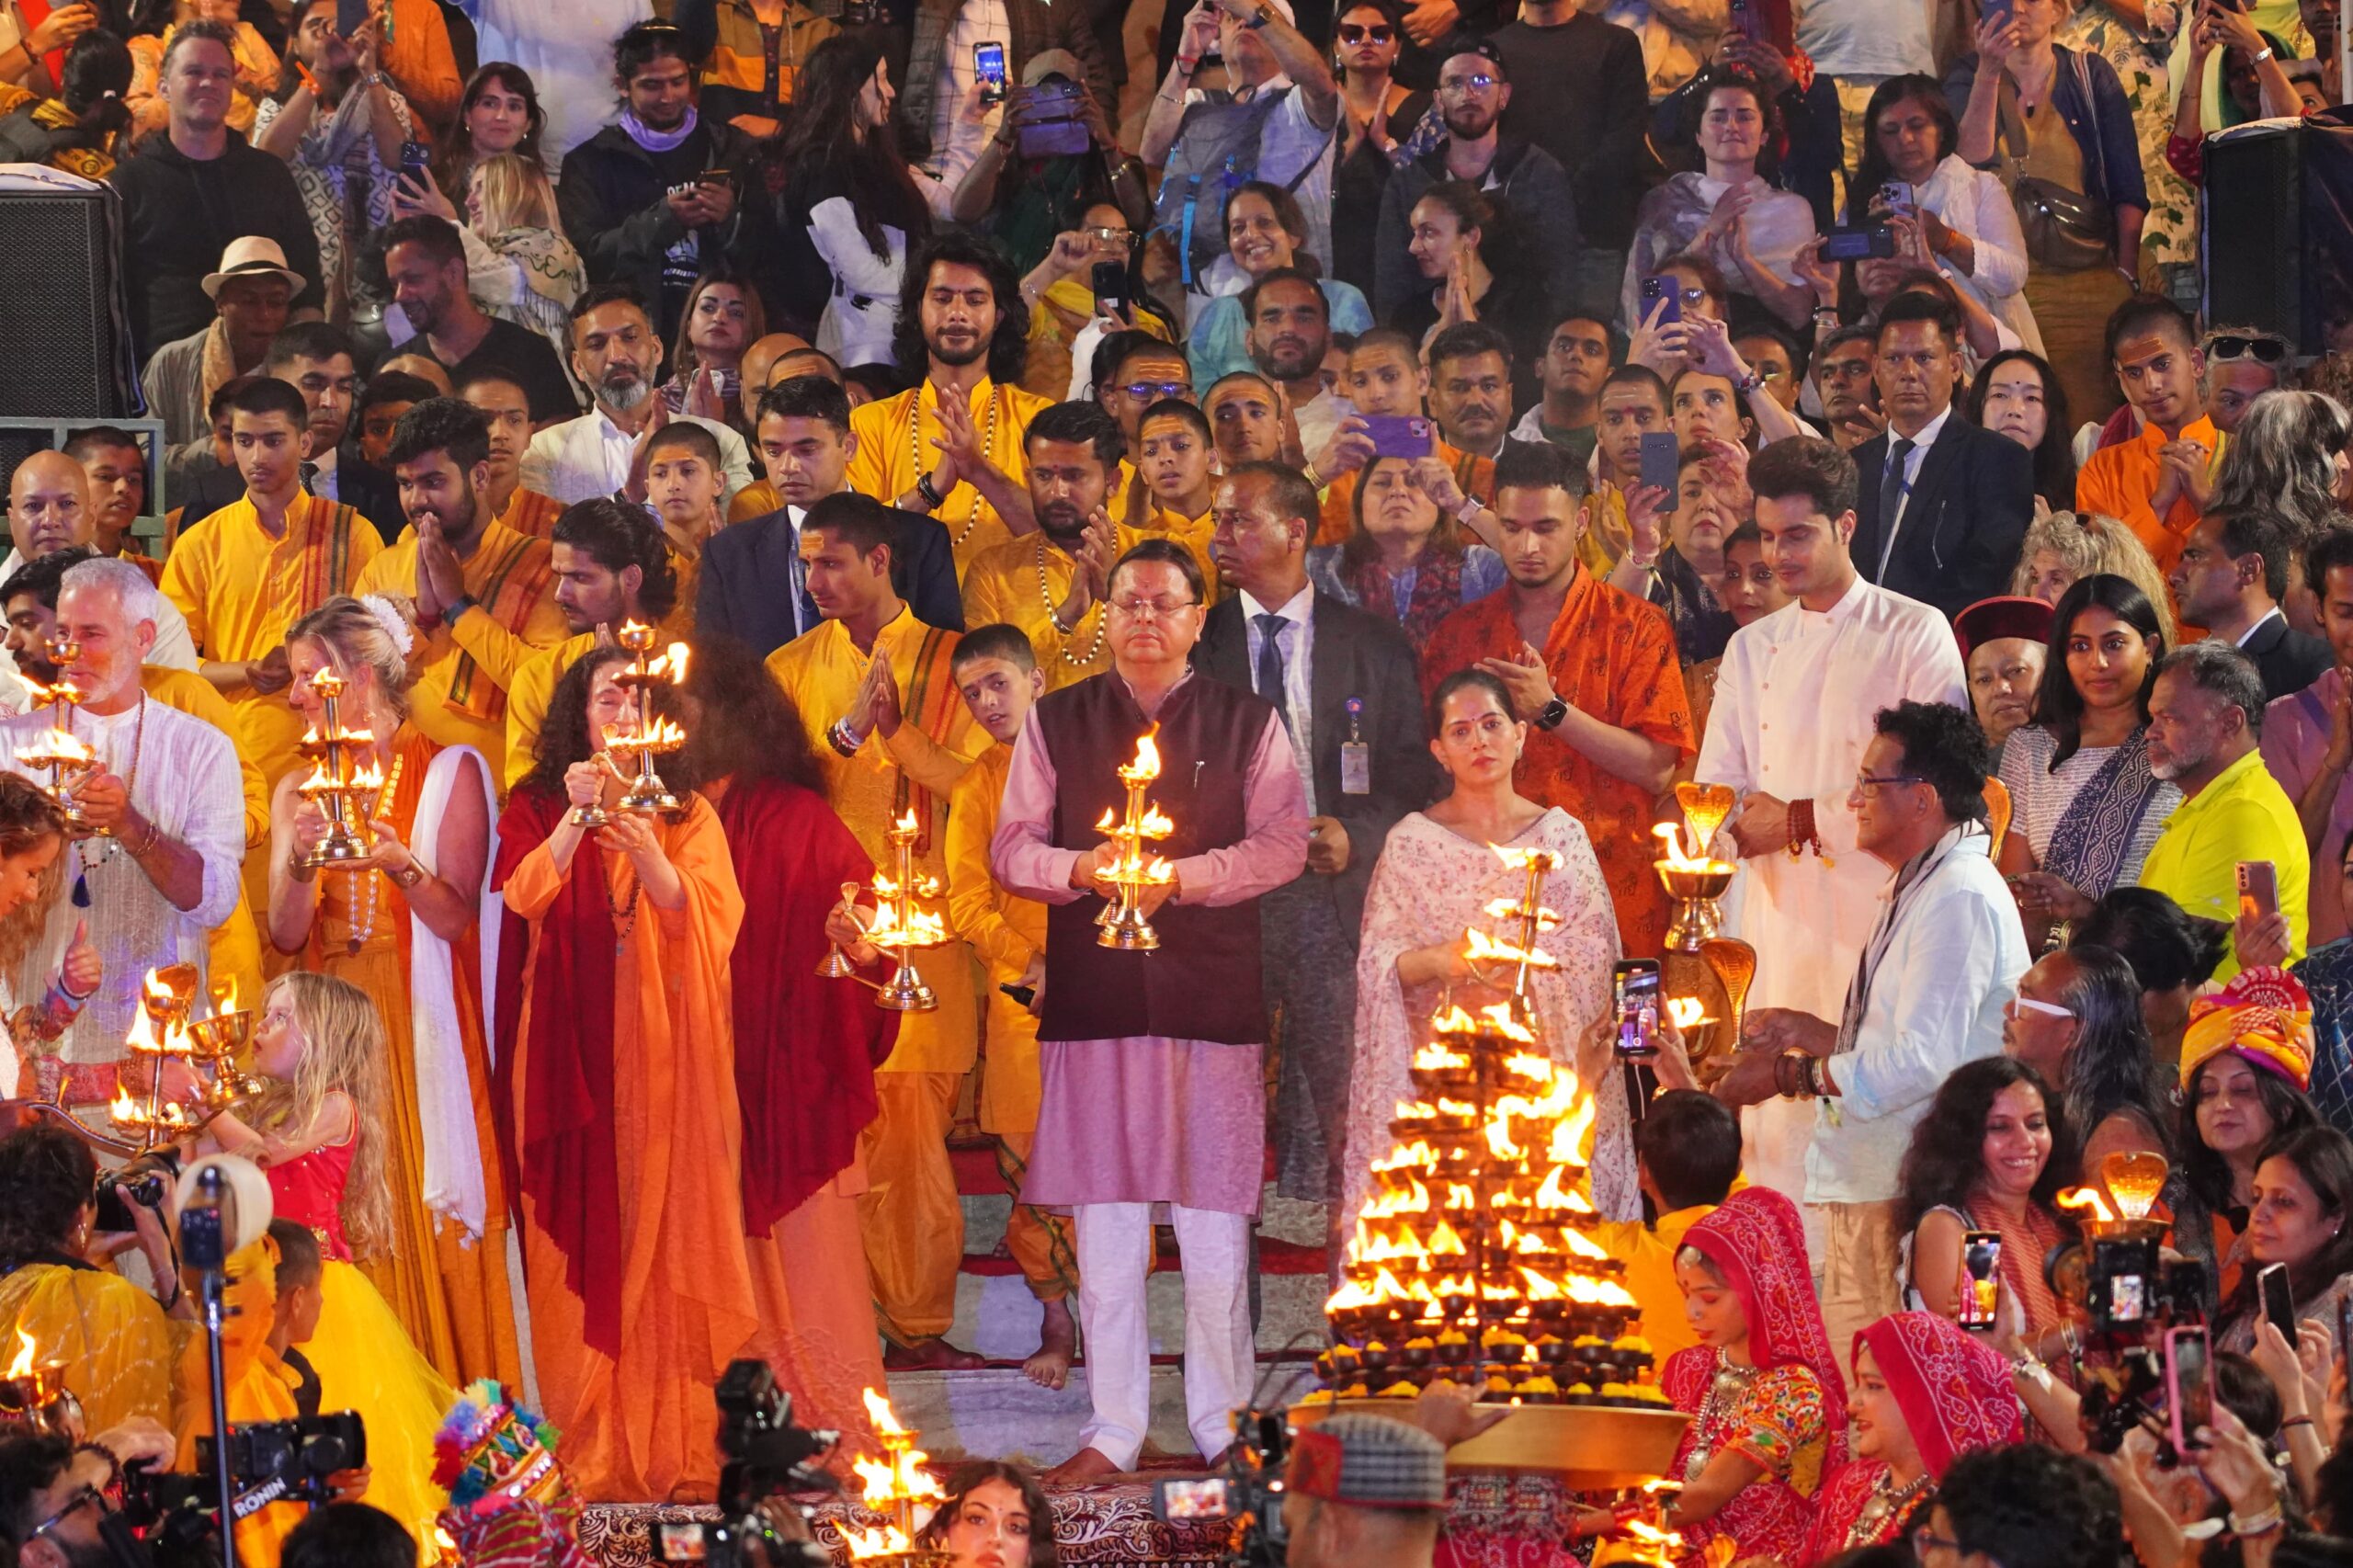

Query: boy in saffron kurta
[494,657,759,1503]
[1419,444,1693,959]
[944,625,1079,1386]
[352,400,570,785]
[767,493,988,1369]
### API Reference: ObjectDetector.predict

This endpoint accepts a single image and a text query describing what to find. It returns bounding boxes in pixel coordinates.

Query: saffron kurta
[352,519,570,786]
[1419,568,1694,959]
[297,729,520,1391]
[0,1260,176,1433]
[844,378,1051,572]
[496,790,761,1502]
[961,520,1220,691]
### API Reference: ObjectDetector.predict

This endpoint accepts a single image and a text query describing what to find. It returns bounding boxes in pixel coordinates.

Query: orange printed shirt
[2075,415,2221,578]
[1420,568,1694,957]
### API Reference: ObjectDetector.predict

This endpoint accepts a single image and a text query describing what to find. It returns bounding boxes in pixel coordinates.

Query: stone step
[884,1359,1324,1466]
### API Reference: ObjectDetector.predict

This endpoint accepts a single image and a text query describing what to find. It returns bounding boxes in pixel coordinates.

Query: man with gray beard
[520,284,756,509]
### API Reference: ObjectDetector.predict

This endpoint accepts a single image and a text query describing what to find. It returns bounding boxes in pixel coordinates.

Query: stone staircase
[882,1140,1330,1465]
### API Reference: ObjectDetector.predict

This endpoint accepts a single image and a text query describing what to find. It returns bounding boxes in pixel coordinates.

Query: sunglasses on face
[2206,334,2290,365]
[1337,23,1395,41]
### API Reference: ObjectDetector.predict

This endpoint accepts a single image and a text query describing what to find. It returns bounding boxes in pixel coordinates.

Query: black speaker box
[2202,110,2353,355]
[0,167,143,419]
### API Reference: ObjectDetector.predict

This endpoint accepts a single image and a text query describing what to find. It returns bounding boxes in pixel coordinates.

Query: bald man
[378,354,456,397]
[741,332,813,401]
[4,454,199,678]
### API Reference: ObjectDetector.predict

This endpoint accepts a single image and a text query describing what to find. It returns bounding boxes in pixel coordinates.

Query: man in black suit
[699,377,963,656]
[2169,509,2333,700]
[262,324,404,543]
[1848,293,2035,619]
[1192,460,1435,1205]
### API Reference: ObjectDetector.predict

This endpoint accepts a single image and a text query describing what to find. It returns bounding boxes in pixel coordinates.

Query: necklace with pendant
[1681,1348,1756,1482]
[1848,1470,1934,1548]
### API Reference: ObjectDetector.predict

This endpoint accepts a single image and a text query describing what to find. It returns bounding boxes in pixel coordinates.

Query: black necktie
[1876,437,1915,577]
[1254,612,1290,731]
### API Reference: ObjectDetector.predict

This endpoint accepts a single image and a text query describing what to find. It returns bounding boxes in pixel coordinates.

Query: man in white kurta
[0,560,244,1107]
[1692,437,1966,1254]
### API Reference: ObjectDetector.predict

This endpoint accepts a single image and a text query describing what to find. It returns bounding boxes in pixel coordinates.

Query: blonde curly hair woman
[2012,510,2178,646]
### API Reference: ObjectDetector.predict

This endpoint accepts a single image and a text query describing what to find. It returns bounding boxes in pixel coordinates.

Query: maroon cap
[1953,596,2053,660]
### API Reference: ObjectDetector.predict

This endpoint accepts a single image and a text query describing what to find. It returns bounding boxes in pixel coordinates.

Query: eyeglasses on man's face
[1108,596,1199,620]
[1853,771,1927,793]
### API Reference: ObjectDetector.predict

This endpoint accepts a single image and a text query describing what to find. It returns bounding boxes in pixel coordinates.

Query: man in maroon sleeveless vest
[991,539,1311,1485]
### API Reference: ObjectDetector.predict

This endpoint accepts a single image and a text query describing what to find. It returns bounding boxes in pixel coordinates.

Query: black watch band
[1534,696,1569,731]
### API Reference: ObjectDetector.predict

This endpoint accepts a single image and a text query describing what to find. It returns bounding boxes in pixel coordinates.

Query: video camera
[1151,1408,1289,1568]
[2072,1238,2211,1458]
[108,1413,368,1568]
[650,1359,840,1568]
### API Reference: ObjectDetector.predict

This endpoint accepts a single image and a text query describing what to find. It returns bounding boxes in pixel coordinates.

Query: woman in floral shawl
[1803,1312,2025,1564]
[1578,1187,1845,1564]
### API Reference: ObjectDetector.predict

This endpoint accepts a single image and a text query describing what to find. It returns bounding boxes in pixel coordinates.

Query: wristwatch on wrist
[391,859,427,889]
[1733,369,1764,395]
[1533,696,1569,731]
[1244,6,1271,27]
[1453,494,1483,528]
[914,471,947,510]
[445,592,480,623]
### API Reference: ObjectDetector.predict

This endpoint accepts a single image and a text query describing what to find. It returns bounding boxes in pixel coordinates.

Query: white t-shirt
[1793,0,1934,78]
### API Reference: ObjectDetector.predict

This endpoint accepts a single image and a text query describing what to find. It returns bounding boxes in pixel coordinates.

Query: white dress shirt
[0,698,244,1066]
[518,407,757,507]
[1692,573,1967,1217]
[1873,403,1951,578]
[1239,584,1315,813]
[1807,824,2029,1204]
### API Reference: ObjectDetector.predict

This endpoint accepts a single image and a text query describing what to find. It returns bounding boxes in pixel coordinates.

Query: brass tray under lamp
[1289,1398,1688,1485]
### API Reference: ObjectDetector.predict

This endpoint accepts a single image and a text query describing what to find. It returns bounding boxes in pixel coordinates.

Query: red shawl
[1859,1311,2023,1480]
[491,784,625,1355]
[710,775,900,1233]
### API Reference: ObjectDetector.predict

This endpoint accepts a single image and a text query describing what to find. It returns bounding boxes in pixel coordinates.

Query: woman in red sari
[1802,1312,2025,1564]
[1579,1187,1845,1565]
[674,635,894,1449]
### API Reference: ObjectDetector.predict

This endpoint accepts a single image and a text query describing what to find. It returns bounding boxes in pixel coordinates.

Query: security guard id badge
[1340,698,1370,795]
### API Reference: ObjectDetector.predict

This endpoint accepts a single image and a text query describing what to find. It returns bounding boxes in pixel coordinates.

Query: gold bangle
[286,854,316,885]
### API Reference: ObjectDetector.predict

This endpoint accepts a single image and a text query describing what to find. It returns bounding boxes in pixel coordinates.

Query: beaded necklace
[1681,1347,1757,1483]
[340,748,407,956]
[1847,1470,1935,1550]
[912,382,1004,549]
[1036,538,1108,668]
[605,865,642,954]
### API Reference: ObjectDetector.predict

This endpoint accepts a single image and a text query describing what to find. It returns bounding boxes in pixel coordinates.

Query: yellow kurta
[845,379,1051,573]
[352,519,570,786]
[765,608,984,1073]
[498,486,566,540]
[142,665,267,1008]
[160,494,384,790]
[961,518,1217,691]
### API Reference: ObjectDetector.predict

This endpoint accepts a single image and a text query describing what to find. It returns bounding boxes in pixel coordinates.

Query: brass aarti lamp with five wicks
[1092,726,1176,950]
[821,815,951,1013]
[14,634,100,832]
[574,622,689,827]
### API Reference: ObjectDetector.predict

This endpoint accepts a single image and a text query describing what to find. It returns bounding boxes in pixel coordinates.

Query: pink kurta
[991,671,1311,1218]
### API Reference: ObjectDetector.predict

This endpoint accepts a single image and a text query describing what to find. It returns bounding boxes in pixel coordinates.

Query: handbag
[1998,51,2116,273]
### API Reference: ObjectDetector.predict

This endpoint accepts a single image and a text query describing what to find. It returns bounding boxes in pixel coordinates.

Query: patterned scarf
[1683,1187,1850,1483]
[894,624,962,855]
[2041,725,2165,899]
[1863,1312,2025,1480]
[1344,544,1465,643]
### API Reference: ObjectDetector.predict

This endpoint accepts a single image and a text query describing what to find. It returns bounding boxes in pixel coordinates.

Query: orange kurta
[1421,567,1695,957]
[504,796,760,1502]
[300,728,519,1390]
[2075,415,2221,578]
[498,486,566,540]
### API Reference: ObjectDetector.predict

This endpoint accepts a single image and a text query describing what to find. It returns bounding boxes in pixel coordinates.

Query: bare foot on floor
[1042,1446,1123,1487]
[1022,1300,1077,1390]
[881,1335,987,1371]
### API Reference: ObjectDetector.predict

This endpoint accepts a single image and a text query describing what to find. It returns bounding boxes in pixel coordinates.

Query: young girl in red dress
[193,971,455,1542]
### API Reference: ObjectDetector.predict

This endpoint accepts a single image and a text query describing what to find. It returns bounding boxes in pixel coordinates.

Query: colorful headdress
[2181,967,2313,1093]
[433,1379,577,1519]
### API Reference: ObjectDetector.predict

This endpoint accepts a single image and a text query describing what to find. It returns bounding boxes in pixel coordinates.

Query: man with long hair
[847,232,1052,574]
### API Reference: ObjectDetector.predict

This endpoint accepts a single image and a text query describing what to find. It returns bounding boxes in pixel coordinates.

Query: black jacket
[110,130,324,360]
[1372,138,1582,324]
[1191,587,1435,944]
[1851,415,2036,619]
[2241,612,2334,703]
[697,502,964,659]
[556,119,767,354]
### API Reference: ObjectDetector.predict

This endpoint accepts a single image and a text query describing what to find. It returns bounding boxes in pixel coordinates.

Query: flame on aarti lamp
[2057,1187,2116,1224]
[6,1328,35,1380]
[1120,726,1163,783]
[1652,821,1735,874]
[1666,996,1709,1030]
[839,1523,913,1560]
[107,1085,142,1125]
[1462,926,1560,973]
